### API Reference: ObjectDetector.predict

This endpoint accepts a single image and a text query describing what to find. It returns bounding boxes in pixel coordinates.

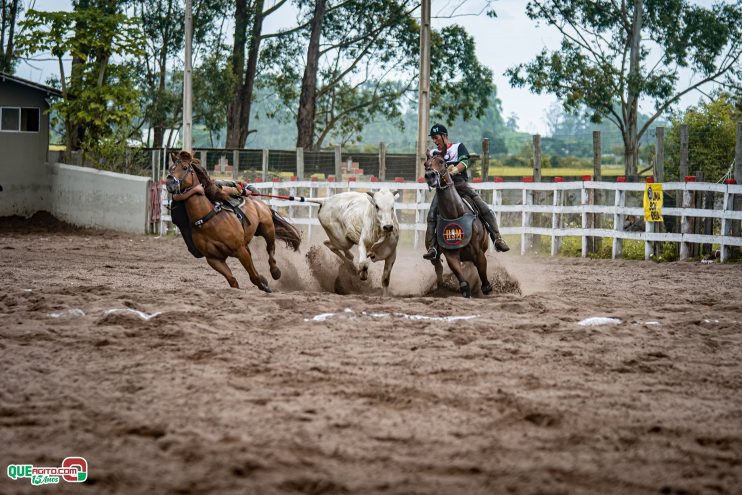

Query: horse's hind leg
[260,222,281,280]
[235,245,272,293]
[475,251,492,295]
[206,257,239,288]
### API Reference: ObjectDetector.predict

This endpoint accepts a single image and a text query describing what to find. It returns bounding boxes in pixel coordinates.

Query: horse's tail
[271,209,301,251]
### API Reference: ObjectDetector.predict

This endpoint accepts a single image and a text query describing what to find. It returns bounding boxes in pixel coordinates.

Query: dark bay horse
[165,151,301,293]
[424,154,492,298]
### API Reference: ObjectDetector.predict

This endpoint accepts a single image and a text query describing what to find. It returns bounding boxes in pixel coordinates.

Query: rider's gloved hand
[447,164,460,175]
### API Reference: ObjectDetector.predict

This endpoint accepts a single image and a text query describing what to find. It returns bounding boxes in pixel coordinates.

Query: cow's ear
[366,191,376,205]
[391,189,400,200]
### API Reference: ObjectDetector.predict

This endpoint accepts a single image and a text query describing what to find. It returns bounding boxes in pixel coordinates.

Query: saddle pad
[221,197,250,225]
[436,212,476,250]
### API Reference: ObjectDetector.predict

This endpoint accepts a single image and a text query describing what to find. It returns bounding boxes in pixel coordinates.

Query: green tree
[129,0,230,148]
[261,0,495,150]
[430,25,494,124]
[665,92,741,181]
[1,0,22,73]
[16,7,145,163]
[506,0,742,177]
[193,40,235,147]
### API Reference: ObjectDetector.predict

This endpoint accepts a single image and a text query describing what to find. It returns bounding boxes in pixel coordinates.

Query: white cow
[316,189,400,294]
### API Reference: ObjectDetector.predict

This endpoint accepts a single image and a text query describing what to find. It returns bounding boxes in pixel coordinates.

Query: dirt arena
[1,213,741,494]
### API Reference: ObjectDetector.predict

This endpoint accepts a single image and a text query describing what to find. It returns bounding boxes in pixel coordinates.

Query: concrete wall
[0,80,53,216]
[49,163,151,234]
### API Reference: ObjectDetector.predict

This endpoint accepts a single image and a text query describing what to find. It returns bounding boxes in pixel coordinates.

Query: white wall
[49,163,151,234]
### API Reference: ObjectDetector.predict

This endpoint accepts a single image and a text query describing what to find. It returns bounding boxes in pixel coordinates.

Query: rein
[168,159,223,228]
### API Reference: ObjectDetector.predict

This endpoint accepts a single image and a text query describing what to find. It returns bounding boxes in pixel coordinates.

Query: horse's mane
[180,151,229,203]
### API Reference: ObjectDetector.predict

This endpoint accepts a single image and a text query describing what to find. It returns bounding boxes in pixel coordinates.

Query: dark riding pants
[171,200,204,258]
[425,182,501,249]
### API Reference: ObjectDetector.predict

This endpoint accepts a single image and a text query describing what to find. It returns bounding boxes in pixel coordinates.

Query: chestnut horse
[165,151,301,293]
[424,153,492,298]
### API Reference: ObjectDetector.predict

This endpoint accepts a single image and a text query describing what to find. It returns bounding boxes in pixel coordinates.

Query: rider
[423,123,510,260]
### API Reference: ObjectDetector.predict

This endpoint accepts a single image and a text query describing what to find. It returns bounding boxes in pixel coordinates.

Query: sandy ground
[1,213,741,494]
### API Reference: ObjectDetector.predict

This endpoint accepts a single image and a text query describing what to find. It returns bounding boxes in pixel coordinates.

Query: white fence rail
[158,179,742,262]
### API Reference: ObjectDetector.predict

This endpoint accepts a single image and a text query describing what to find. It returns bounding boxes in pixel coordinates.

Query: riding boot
[473,196,510,252]
[423,219,438,260]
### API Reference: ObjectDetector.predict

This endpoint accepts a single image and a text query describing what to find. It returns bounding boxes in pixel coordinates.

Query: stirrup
[423,247,438,260]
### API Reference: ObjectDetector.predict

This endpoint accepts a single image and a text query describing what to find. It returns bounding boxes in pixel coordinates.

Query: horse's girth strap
[193,203,222,228]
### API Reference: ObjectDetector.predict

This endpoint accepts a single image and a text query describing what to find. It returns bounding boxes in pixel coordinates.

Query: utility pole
[182,0,193,152]
[416,0,431,179]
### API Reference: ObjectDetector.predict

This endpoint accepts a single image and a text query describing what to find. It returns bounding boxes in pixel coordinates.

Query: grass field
[486,165,628,177]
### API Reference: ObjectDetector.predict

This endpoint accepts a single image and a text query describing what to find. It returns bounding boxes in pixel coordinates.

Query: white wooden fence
[157,179,742,262]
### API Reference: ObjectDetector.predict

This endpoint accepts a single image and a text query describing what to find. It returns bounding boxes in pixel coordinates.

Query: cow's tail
[271,209,301,251]
[304,198,325,206]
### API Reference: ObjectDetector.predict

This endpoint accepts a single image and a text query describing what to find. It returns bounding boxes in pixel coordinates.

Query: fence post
[612,188,624,259]
[533,134,541,182]
[521,187,532,255]
[731,121,742,260]
[200,150,207,169]
[721,185,732,262]
[581,183,589,257]
[482,138,490,180]
[690,170,704,258]
[702,188,714,257]
[296,147,304,179]
[261,149,269,181]
[592,131,601,181]
[379,142,386,181]
[655,127,664,182]
[151,149,159,183]
[680,181,692,260]
[551,186,561,256]
[334,144,342,179]
[644,209,653,260]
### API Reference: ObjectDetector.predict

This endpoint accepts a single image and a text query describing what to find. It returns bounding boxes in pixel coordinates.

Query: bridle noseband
[167,158,195,194]
[426,158,451,190]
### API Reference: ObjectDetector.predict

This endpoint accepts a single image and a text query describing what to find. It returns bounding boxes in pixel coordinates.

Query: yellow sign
[644,183,663,222]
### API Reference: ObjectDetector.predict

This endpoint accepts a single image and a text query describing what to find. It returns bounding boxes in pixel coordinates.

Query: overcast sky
[16,0,725,135]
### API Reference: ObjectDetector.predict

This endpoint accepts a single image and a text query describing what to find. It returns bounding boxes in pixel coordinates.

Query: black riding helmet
[429,123,447,137]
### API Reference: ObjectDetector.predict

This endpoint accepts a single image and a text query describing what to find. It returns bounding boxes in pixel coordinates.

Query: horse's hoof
[360,268,368,281]
[270,266,281,280]
[261,284,272,293]
[459,281,471,298]
[482,282,493,295]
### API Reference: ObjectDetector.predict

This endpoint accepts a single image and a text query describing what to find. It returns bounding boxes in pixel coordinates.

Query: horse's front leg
[432,257,444,288]
[235,246,271,293]
[442,250,471,298]
[206,257,239,288]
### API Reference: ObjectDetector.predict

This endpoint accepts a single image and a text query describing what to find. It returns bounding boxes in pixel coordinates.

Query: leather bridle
[166,158,195,195]
[425,156,452,190]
